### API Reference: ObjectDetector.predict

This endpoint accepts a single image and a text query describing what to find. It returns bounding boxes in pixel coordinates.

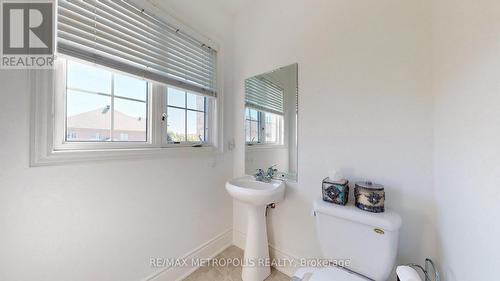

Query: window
[66,60,148,143]
[245,107,284,145]
[167,88,208,143]
[30,0,220,165]
[51,57,215,151]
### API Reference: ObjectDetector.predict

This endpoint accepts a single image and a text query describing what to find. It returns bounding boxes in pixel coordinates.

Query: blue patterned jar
[354,181,385,213]
[322,177,349,205]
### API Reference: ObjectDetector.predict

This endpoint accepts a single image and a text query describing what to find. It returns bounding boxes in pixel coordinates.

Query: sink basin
[226,176,285,206]
[225,176,286,281]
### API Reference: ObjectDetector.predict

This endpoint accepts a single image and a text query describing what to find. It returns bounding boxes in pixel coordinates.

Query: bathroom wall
[232,0,437,273]
[246,147,289,175]
[0,1,235,281]
[432,0,500,279]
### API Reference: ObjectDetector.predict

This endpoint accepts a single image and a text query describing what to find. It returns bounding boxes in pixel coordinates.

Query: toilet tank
[313,199,402,281]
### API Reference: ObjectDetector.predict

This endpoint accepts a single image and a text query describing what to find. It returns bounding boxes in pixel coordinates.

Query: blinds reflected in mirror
[245,77,284,115]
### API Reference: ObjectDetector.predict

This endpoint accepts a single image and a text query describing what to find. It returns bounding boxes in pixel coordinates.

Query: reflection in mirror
[245,64,298,181]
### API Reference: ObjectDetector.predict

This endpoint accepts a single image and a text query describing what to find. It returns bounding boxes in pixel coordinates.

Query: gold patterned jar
[354,181,385,213]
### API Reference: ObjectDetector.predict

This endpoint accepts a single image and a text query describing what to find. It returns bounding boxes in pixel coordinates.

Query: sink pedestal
[224,176,285,281]
[242,204,271,281]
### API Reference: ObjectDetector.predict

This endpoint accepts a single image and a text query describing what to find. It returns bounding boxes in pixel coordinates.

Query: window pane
[167,107,185,142]
[114,73,147,101]
[167,88,185,108]
[187,110,205,142]
[253,121,260,142]
[265,114,278,143]
[245,108,251,120]
[249,108,258,121]
[246,120,259,143]
[113,97,147,142]
[67,60,112,94]
[66,90,111,141]
[245,120,251,142]
[187,93,205,111]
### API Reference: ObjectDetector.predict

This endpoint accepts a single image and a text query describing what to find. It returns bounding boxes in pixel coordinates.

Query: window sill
[245,144,288,151]
[31,146,219,167]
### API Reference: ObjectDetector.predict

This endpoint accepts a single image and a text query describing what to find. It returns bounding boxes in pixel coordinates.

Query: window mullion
[163,85,168,145]
[259,112,264,143]
[145,82,149,144]
[184,92,188,142]
[153,83,166,147]
[204,97,207,142]
[110,74,115,142]
[254,120,259,143]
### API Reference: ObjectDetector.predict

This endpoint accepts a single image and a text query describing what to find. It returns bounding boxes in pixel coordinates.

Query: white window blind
[57,0,217,97]
[245,77,284,115]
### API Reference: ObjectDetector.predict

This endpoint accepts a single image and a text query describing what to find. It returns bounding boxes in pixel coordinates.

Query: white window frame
[164,86,214,145]
[53,58,155,150]
[30,56,222,166]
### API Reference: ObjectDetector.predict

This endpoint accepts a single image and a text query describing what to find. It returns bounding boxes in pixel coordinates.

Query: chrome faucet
[254,165,278,182]
[254,169,266,182]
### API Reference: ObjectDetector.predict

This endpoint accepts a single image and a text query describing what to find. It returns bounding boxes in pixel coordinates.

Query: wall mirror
[245,64,298,181]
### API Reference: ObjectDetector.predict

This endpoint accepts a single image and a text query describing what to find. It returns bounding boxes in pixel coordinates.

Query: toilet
[292,199,402,281]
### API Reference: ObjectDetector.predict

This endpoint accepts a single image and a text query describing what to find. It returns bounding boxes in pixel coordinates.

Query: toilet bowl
[292,199,402,281]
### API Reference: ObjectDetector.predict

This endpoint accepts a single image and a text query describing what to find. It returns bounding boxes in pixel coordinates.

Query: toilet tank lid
[313,199,402,231]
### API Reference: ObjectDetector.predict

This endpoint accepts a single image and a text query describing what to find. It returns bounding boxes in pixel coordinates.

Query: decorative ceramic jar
[322,177,349,205]
[354,181,385,213]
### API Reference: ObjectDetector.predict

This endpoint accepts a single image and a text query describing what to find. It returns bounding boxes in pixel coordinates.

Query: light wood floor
[182,246,290,281]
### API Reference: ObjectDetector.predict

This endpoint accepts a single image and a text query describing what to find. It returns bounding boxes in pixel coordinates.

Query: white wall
[232,0,437,274]
[0,1,235,281]
[432,0,500,280]
[246,147,289,174]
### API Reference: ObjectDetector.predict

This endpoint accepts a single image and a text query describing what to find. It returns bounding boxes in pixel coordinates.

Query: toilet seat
[293,267,369,281]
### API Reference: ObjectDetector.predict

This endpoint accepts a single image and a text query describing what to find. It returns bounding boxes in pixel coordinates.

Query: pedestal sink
[225,176,286,281]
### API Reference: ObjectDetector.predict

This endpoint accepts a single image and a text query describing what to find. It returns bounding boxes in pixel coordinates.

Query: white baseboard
[269,245,298,277]
[233,230,298,277]
[144,229,233,281]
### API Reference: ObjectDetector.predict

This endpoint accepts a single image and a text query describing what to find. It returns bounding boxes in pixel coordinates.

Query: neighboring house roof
[67,109,146,131]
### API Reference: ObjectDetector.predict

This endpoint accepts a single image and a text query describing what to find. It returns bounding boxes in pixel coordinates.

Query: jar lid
[355,181,384,190]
